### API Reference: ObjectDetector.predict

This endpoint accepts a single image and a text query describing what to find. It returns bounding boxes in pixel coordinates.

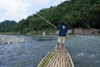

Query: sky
[0,0,67,22]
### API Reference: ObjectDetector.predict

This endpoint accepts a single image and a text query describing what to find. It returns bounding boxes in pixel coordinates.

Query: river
[0,35,100,67]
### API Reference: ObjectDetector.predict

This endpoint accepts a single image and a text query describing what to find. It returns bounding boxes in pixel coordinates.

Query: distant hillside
[1,0,100,34]
[0,20,17,32]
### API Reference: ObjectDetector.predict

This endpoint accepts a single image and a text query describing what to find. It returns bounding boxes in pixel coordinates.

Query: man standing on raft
[54,22,68,50]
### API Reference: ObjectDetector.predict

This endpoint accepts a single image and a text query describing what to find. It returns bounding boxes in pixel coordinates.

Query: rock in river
[0,35,27,45]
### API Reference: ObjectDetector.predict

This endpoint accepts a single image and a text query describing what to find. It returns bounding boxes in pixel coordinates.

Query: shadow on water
[30,35,58,41]
[0,35,100,67]
[36,39,55,41]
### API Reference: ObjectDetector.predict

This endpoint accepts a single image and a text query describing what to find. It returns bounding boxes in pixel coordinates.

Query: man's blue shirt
[56,25,68,37]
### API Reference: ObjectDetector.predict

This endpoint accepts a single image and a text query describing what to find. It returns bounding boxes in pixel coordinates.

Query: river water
[0,35,100,67]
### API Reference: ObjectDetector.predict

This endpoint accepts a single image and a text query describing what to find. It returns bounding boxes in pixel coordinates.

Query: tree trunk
[83,19,91,29]
[87,19,91,29]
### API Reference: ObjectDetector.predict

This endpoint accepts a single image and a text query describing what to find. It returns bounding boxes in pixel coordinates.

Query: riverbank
[74,28,100,36]
[0,28,100,36]
[26,29,58,35]
[0,35,27,45]
[26,28,100,36]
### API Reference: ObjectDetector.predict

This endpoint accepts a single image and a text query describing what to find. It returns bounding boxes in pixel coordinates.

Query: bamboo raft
[37,46,74,67]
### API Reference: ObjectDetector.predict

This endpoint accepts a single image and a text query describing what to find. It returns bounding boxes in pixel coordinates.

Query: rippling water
[0,35,100,67]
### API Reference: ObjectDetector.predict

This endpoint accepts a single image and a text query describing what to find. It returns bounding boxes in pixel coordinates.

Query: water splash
[76,53,84,56]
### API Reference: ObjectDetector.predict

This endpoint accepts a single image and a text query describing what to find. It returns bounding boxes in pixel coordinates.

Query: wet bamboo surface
[37,46,74,67]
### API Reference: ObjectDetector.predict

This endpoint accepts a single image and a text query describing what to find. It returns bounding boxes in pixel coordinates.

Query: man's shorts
[57,36,65,43]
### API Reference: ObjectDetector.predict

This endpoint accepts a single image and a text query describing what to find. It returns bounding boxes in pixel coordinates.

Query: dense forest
[0,20,16,32]
[0,0,100,34]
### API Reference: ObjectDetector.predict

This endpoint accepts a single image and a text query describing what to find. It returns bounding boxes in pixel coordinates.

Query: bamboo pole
[36,13,88,47]
[66,34,88,47]
[36,13,55,27]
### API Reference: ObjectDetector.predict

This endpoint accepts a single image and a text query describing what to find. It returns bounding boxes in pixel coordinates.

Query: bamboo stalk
[63,52,65,67]
[55,53,58,67]
[46,55,54,67]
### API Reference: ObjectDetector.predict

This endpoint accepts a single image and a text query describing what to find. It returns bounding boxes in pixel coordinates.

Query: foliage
[0,20,16,32]
[0,0,100,34]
